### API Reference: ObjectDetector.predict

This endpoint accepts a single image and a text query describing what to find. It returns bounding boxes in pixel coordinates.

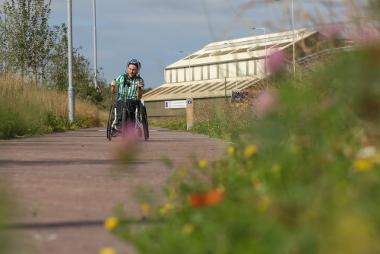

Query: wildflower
[140,203,151,217]
[320,24,343,40]
[354,159,373,172]
[168,187,177,201]
[266,49,286,75]
[189,188,224,208]
[159,202,175,216]
[204,188,224,206]
[227,146,236,155]
[244,145,257,158]
[182,223,194,235]
[252,89,278,117]
[198,159,208,170]
[256,196,271,213]
[104,217,119,231]
[114,123,139,165]
[178,167,187,178]
[99,247,116,254]
[349,22,380,45]
[271,164,281,173]
[189,193,204,208]
[251,177,263,191]
[356,146,376,159]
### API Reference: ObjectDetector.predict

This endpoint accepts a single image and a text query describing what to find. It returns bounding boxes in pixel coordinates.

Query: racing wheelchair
[106,99,149,141]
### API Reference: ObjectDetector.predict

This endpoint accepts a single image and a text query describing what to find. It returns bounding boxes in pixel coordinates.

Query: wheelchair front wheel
[106,104,116,141]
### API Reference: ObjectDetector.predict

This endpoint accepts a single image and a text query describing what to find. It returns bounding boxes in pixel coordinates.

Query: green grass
[112,44,380,253]
[151,102,252,140]
[0,76,107,139]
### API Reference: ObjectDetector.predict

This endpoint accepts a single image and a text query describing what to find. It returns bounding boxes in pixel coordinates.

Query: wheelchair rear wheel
[106,104,116,141]
[141,105,149,140]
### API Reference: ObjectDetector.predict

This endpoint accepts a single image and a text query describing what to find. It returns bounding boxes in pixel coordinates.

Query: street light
[92,0,98,89]
[274,0,296,75]
[251,27,268,87]
[67,0,75,122]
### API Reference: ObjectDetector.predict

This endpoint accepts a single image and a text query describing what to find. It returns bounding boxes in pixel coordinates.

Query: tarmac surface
[0,127,225,254]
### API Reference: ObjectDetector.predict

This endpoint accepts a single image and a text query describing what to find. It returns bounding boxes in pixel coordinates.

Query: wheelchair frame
[106,100,149,141]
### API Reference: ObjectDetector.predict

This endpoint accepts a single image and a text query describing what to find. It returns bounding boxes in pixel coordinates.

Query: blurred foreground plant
[110,43,380,253]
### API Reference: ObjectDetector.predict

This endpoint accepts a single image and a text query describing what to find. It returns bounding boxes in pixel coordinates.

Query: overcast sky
[1,0,367,87]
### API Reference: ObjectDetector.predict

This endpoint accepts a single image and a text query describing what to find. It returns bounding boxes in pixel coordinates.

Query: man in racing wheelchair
[108,58,149,140]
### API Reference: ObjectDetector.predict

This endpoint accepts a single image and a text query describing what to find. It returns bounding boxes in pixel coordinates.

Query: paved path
[0,127,225,254]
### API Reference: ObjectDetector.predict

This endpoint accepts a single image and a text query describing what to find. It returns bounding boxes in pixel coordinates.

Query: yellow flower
[159,202,175,216]
[271,164,281,173]
[354,159,373,172]
[104,217,119,231]
[227,146,235,155]
[168,187,177,201]
[182,223,194,235]
[141,203,151,217]
[244,145,257,158]
[256,196,271,213]
[198,159,208,170]
[99,247,116,254]
[178,167,187,178]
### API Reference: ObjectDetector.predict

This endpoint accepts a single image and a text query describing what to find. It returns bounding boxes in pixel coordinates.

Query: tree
[0,0,105,104]
[0,0,52,82]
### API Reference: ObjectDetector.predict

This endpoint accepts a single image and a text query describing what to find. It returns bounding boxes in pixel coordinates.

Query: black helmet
[126,58,141,71]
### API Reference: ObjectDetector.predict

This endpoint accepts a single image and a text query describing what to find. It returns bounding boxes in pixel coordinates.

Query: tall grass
[0,75,107,138]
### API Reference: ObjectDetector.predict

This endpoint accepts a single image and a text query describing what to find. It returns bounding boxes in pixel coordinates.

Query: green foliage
[151,118,187,131]
[0,0,107,106]
[115,45,380,253]
[0,0,52,80]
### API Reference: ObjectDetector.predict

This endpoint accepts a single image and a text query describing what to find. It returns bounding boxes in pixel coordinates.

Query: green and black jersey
[115,74,144,101]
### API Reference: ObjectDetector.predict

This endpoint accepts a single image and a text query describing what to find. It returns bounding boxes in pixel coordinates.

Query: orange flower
[189,188,224,208]
[189,193,204,208]
[204,189,224,206]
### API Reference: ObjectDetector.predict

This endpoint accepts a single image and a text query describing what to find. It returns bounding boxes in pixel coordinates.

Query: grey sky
[1,0,367,87]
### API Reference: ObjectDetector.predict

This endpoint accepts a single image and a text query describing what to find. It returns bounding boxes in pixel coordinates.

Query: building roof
[143,77,260,101]
[166,29,316,69]
[144,28,317,102]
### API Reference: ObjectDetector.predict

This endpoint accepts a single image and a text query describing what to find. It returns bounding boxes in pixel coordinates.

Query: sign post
[186,98,193,130]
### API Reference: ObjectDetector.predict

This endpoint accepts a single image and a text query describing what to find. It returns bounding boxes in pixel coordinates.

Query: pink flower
[320,24,344,40]
[252,89,278,117]
[113,122,139,164]
[267,49,287,75]
[349,22,380,45]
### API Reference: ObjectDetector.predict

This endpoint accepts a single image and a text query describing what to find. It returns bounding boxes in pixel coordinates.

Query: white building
[143,29,330,118]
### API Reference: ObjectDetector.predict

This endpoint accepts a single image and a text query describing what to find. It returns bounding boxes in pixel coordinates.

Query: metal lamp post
[92,0,98,89]
[67,0,75,122]
[274,0,296,75]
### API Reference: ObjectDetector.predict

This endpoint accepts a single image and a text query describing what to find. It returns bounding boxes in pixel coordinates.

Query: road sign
[164,100,187,109]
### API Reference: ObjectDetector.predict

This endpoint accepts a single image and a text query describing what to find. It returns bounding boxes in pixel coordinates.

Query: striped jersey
[115,74,144,101]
